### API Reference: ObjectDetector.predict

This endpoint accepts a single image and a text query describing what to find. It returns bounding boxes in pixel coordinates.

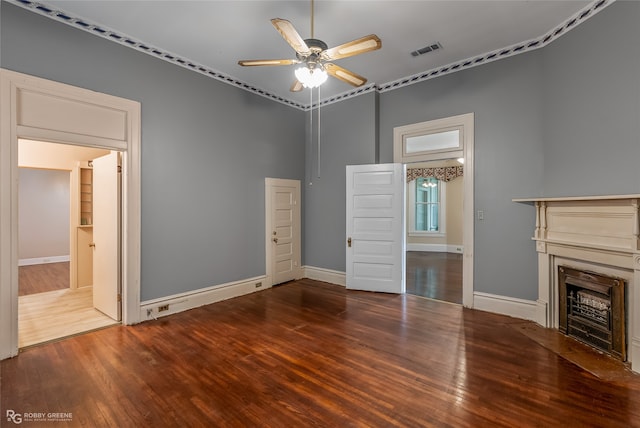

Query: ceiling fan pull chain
[309,85,314,184]
[317,85,321,179]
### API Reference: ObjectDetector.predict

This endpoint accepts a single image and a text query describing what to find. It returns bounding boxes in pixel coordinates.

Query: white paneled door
[92,151,121,321]
[346,164,405,293]
[267,179,301,286]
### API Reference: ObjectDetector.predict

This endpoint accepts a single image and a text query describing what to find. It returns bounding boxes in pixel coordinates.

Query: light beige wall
[18,168,70,260]
[406,159,463,250]
[18,140,109,264]
[19,139,109,169]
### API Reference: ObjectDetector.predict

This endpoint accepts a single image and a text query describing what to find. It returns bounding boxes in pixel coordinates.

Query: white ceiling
[35,0,595,107]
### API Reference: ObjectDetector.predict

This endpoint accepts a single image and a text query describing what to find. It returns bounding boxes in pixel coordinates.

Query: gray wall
[541,1,640,196]
[2,3,305,301]
[18,168,70,260]
[304,92,377,271]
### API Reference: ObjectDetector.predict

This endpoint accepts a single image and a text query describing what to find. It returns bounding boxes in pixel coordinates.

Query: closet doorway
[1,69,141,360]
[18,140,120,347]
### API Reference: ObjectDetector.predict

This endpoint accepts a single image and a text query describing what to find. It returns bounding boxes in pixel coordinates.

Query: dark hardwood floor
[18,262,69,296]
[406,251,462,304]
[3,279,640,427]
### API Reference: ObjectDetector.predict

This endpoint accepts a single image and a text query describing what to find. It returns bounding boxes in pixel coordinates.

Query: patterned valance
[407,166,463,183]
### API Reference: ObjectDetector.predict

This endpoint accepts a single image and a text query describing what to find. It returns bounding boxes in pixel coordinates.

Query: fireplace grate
[571,290,610,326]
[559,266,626,361]
[567,290,612,352]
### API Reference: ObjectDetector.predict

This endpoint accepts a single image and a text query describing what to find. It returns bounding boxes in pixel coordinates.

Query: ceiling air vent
[411,42,443,57]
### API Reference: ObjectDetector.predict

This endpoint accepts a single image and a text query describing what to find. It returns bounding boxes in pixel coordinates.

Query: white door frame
[265,178,302,286]
[0,69,141,359]
[394,113,474,308]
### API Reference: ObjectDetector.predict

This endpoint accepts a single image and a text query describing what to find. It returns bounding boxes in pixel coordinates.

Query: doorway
[18,140,121,347]
[0,69,141,360]
[265,178,302,286]
[394,113,474,307]
[404,159,464,304]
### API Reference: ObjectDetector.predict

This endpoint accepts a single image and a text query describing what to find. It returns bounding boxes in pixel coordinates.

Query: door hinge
[117,165,122,173]
[117,293,122,302]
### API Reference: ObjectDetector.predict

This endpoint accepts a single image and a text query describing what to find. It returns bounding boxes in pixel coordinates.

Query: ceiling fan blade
[290,80,304,92]
[238,59,297,67]
[325,63,367,87]
[271,18,311,56]
[321,35,382,61]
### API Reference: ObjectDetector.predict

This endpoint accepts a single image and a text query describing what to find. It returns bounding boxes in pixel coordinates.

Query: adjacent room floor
[19,286,117,348]
[18,262,117,348]
[406,251,462,304]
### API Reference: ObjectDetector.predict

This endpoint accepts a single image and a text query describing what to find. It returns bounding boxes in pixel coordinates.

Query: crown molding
[6,0,613,111]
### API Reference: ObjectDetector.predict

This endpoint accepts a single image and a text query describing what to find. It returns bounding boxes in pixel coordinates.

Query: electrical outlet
[158,304,169,312]
[255,282,262,288]
[477,210,484,220]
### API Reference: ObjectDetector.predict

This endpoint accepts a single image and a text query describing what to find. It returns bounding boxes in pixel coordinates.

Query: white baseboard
[406,244,463,253]
[18,255,70,266]
[631,338,640,374]
[303,266,346,287]
[473,292,538,321]
[137,270,536,326]
[140,275,268,321]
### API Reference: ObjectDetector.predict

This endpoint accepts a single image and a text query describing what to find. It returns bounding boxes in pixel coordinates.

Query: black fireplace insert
[558,266,626,361]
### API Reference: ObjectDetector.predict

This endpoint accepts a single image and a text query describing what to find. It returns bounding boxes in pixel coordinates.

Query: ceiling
[28,0,596,107]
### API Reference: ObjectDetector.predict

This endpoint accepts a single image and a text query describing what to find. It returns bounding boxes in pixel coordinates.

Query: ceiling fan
[238,0,381,92]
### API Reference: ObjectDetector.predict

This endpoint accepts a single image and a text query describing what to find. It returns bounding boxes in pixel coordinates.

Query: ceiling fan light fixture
[295,65,328,88]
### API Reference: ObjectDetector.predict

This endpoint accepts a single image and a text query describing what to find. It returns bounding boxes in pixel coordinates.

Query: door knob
[272,237,278,243]
[89,243,96,248]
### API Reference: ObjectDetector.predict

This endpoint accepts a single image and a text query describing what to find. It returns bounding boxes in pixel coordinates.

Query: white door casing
[92,152,122,321]
[393,113,474,307]
[265,178,301,286]
[346,163,406,293]
[0,69,141,360]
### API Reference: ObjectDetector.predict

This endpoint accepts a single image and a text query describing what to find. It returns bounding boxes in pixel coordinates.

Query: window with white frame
[409,177,446,235]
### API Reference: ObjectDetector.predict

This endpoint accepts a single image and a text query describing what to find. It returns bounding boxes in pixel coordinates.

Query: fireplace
[514,194,640,373]
[558,266,626,361]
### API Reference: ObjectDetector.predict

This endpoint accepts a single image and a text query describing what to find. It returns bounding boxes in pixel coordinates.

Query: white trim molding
[394,112,474,308]
[140,275,268,321]
[18,255,70,266]
[303,266,346,287]
[473,292,538,321]
[406,244,463,253]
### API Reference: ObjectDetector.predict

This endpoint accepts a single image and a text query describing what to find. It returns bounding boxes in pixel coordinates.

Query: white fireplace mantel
[514,194,640,372]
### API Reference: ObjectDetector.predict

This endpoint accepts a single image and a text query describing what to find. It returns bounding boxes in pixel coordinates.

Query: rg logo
[6,410,22,424]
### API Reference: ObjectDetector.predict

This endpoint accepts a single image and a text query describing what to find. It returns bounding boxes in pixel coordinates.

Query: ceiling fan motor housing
[298,38,328,69]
